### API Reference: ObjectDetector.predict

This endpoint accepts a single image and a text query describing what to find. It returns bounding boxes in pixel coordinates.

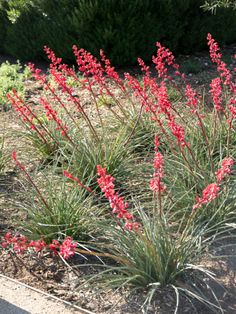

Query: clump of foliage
[3,34,236,313]
[11,153,101,242]
[0,61,30,111]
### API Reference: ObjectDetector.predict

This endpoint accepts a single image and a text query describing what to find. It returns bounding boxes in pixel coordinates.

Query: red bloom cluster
[124,72,148,107]
[29,239,47,253]
[185,84,199,113]
[100,49,123,87]
[150,135,166,193]
[193,157,234,210]
[73,45,103,81]
[44,46,62,68]
[193,183,220,210]
[215,157,234,183]
[152,42,179,79]
[59,237,77,260]
[137,58,156,95]
[227,97,236,128]
[207,34,232,86]
[40,98,69,138]
[210,78,223,112]
[49,239,60,253]
[1,232,77,260]
[2,232,28,254]
[12,151,26,172]
[97,165,139,231]
[28,63,47,85]
[157,82,172,116]
[125,71,188,149]
[44,46,76,80]
[228,101,236,119]
[207,34,222,63]
[137,58,150,78]
[8,91,50,144]
[72,45,125,109]
[168,116,187,147]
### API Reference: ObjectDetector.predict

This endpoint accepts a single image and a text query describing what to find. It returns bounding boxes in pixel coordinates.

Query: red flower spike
[192,157,233,211]
[150,135,166,193]
[63,170,93,193]
[210,78,224,112]
[185,85,199,112]
[12,151,26,172]
[207,34,232,86]
[152,42,179,79]
[215,157,234,183]
[193,183,220,210]
[97,165,139,231]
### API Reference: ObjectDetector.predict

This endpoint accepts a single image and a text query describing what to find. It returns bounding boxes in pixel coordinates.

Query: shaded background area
[0,0,235,66]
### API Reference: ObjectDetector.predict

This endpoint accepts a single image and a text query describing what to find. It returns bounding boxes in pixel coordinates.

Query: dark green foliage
[0,1,10,53]
[4,0,76,61]
[69,0,159,65]
[3,0,236,65]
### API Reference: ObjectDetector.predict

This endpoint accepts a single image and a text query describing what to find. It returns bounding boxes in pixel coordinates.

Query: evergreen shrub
[3,0,236,65]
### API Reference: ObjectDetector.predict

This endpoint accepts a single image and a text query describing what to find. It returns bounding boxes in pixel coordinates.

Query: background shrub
[0,61,29,110]
[2,0,236,66]
[0,0,10,53]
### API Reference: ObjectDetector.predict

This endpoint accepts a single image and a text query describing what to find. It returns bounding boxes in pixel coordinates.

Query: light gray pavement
[0,275,93,314]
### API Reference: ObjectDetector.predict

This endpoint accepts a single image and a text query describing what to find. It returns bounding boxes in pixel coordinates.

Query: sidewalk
[0,275,92,314]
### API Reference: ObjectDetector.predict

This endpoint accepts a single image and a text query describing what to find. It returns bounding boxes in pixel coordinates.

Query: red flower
[168,116,186,147]
[210,78,223,112]
[97,165,139,230]
[59,237,77,260]
[193,183,220,210]
[227,97,236,128]
[150,135,166,193]
[49,239,60,254]
[157,82,172,116]
[1,232,78,260]
[152,42,179,79]
[207,34,232,86]
[63,170,93,193]
[11,151,26,172]
[215,157,234,183]
[29,239,46,253]
[40,98,69,138]
[100,49,124,88]
[185,85,199,113]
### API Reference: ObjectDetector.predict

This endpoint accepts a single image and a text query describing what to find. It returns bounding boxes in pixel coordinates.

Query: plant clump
[1,34,236,313]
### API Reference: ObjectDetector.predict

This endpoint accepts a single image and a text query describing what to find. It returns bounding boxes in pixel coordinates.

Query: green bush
[4,0,236,65]
[0,61,29,110]
[0,1,10,53]
[17,173,101,242]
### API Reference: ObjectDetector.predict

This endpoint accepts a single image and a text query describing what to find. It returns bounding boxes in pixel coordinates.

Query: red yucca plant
[7,46,137,185]
[4,34,236,313]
